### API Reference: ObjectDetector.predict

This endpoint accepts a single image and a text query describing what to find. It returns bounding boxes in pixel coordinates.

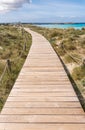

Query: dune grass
[0,24,32,111]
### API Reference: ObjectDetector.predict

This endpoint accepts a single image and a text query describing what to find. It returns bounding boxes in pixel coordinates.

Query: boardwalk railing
[0,25,28,84]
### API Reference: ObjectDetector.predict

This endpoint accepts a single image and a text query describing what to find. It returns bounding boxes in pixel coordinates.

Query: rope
[0,24,29,83]
[11,27,28,63]
[0,63,7,83]
[61,43,85,102]
[62,43,82,65]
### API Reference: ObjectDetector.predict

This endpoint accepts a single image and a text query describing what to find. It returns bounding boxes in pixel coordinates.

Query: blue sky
[0,0,85,23]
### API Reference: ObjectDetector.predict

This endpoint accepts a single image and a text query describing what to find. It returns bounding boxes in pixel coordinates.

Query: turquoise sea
[35,23,85,29]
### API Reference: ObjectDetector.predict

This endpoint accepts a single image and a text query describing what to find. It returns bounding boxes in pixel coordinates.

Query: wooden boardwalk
[0,28,85,130]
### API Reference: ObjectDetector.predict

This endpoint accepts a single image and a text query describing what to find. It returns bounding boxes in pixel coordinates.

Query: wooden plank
[15,81,71,85]
[0,123,85,130]
[10,92,76,97]
[12,88,75,92]
[7,96,79,102]
[24,63,63,67]
[1,108,84,115]
[4,101,82,108]
[18,72,68,76]
[0,115,85,123]
[17,76,69,81]
[13,84,73,89]
[21,68,66,72]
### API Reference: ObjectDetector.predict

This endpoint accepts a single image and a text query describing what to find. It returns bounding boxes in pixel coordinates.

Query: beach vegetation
[0,24,32,111]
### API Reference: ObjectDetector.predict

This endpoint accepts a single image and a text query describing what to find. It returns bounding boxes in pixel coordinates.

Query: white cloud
[0,0,32,12]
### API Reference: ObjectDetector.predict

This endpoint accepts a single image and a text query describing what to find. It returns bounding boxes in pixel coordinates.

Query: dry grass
[0,24,32,111]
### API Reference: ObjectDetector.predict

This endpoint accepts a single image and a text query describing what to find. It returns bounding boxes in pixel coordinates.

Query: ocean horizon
[34,23,85,29]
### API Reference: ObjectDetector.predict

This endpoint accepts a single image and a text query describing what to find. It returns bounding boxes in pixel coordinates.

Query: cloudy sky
[0,0,85,23]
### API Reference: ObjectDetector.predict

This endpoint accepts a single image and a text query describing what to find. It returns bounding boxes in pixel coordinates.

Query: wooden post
[7,59,11,72]
[23,42,26,51]
[22,28,24,36]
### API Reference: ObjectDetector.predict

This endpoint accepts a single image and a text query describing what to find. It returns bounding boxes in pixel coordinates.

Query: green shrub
[81,77,85,87]
[63,39,76,51]
[72,65,85,80]
[64,55,74,63]
[80,38,85,48]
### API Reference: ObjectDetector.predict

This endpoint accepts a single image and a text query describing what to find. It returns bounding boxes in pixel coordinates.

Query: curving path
[0,28,85,130]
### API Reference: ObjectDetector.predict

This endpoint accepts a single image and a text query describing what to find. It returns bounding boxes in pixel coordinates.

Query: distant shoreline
[32,23,85,25]
[0,22,85,30]
[0,22,85,25]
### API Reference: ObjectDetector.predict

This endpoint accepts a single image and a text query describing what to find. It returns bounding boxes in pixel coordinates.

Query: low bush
[72,65,85,80]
